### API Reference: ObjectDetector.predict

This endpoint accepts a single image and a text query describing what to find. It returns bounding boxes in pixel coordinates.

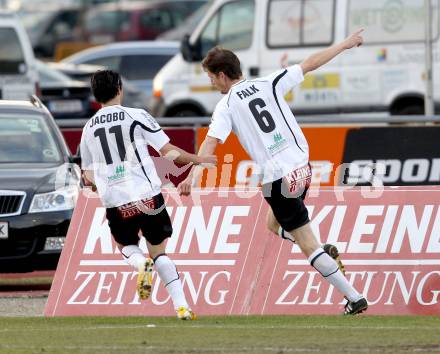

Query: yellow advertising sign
[301,73,340,89]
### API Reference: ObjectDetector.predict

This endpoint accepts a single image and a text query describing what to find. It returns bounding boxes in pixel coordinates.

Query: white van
[0,11,38,100]
[151,0,439,117]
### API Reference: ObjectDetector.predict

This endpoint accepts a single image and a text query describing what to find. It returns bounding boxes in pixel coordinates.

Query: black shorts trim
[262,177,310,232]
[106,193,173,246]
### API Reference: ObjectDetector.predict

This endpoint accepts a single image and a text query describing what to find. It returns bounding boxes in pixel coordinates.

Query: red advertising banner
[45,187,440,316]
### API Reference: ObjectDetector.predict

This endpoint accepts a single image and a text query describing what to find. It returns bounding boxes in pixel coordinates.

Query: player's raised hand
[344,29,364,49]
[198,154,217,167]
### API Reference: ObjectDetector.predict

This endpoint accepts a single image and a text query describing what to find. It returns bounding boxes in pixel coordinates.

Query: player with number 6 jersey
[80,70,216,320]
[178,30,368,315]
[208,64,308,185]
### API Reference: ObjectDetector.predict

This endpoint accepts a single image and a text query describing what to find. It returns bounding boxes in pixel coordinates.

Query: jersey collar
[231,79,246,88]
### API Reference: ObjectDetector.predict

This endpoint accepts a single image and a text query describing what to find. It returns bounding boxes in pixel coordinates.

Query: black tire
[170,109,201,117]
[395,105,424,115]
[391,97,424,115]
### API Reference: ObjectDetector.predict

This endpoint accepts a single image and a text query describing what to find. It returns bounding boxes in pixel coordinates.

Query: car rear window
[0,114,62,163]
[0,28,26,74]
[85,10,130,34]
[120,54,173,80]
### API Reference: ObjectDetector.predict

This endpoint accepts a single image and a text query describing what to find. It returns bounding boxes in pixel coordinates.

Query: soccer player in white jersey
[179,30,368,315]
[80,70,217,320]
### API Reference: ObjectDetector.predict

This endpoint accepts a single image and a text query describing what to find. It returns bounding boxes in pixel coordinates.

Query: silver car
[61,41,179,101]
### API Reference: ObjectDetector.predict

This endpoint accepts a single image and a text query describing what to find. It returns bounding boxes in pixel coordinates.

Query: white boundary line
[2,324,439,332]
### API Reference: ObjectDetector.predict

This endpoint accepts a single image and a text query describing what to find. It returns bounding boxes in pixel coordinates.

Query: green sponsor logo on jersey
[108,165,127,182]
[268,132,288,154]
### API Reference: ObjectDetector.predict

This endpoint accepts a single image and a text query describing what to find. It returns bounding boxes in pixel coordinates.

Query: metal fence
[56,114,440,128]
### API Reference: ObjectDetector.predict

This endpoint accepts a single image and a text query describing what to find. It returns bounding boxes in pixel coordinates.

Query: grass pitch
[0,315,439,354]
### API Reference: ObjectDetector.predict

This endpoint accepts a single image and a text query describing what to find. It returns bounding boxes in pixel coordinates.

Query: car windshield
[159,2,210,40]
[19,11,52,33]
[85,10,130,33]
[0,114,62,163]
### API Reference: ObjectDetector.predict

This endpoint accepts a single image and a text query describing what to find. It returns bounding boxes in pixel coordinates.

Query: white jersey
[207,64,309,184]
[80,105,169,208]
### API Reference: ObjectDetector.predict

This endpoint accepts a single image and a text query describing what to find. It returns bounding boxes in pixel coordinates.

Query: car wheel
[171,109,201,117]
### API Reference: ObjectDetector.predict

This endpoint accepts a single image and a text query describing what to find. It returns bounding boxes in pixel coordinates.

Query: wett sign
[45,187,440,316]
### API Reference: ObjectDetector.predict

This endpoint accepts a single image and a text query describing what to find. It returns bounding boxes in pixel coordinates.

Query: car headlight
[153,73,163,98]
[29,185,79,213]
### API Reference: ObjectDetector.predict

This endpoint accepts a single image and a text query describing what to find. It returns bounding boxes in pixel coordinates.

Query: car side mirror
[181,34,202,62]
[181,34,193,62]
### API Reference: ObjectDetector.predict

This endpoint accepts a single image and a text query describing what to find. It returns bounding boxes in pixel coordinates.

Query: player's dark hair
[91,70,122,104]
[202,47,242,80]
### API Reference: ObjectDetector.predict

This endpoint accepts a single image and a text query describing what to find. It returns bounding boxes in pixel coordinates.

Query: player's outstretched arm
[160,142,217,167]
[82,170,97,191]
[300,29,364,75]
[82,170,95,185]
[178,136,219,196]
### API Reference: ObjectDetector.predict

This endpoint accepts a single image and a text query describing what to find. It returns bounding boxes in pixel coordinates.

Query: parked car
[19,7,81,58]
[0,11,38,100]
[36,60,98,118]
[47,61,151,109]
[84,0,207,43]
[62,41,179,100]
[0,98,80,272]
[47,62,105,82]
[158,1,210,41]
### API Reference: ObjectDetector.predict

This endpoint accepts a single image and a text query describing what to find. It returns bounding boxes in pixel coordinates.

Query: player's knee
[266,217,279,234]
[147,239,167,260]
[120,245,142,258]
[266,210,279,234]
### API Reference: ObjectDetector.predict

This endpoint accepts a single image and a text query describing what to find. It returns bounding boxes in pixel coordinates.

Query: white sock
[278,226,296,243]
[121,245,146,270]
[154,254,188,310]
[308,248,363,302]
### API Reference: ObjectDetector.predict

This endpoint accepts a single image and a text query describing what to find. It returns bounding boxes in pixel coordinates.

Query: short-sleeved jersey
[80,105,169,208]
[207,64,309,184]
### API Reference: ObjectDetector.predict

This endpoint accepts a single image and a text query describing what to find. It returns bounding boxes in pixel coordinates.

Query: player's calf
[276,228,346,275]
[323,243,346,275]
